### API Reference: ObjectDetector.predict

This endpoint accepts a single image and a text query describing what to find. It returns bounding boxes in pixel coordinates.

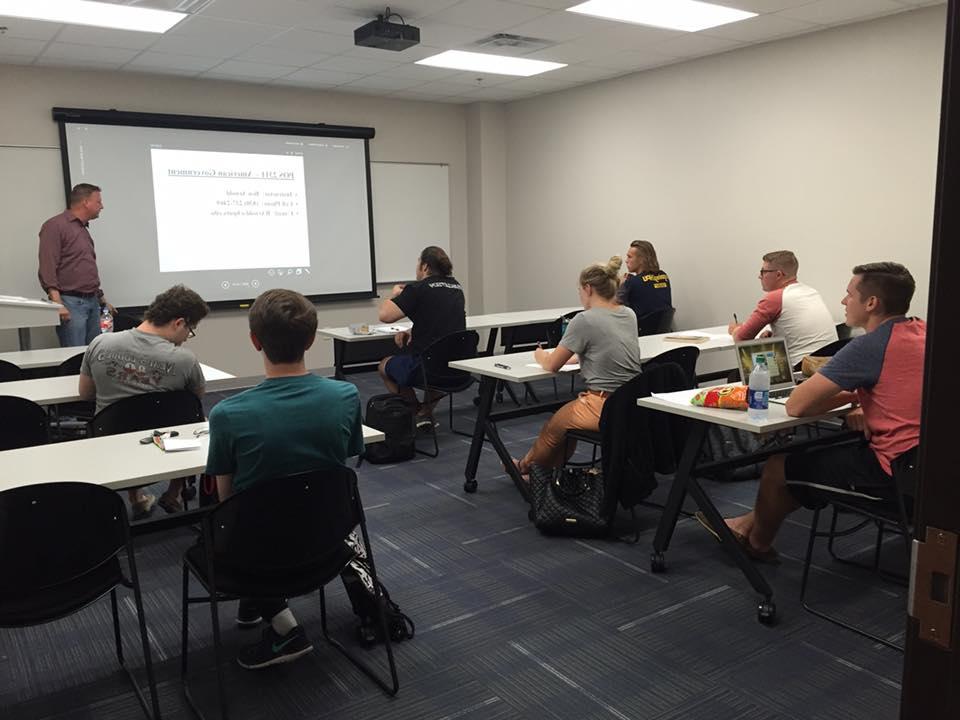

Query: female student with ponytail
[515,256,644,476]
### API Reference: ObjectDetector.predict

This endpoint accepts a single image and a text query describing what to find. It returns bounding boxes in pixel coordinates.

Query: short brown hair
[762,250,799,277]
[143,285,209,327]
[852,262,915,315]
[248,289,317,363]
[419,246,453,276]
[579,256,622,300]
[629,240,661,272]
[69,183,101,206]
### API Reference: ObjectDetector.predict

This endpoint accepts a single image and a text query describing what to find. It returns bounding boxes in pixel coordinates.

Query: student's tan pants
[521,390,608,470]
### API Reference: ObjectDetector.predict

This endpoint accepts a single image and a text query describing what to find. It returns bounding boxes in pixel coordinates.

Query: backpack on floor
[363,393,416,464]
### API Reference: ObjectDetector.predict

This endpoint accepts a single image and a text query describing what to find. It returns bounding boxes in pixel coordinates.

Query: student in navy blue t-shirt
[617,240,672,328]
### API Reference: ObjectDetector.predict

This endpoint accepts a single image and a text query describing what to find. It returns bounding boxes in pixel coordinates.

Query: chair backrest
[809,337,853,357]
[0,360,23,383]
[420,330,480,391]
[208,468,361,575]
[545,310,583,348]
[89,390,204,437]
[0,396,49,450]
[0,482,126,598]
[501,321,558,350]
[835,322,852,340]
[891,445,920,501]
[114,312,142,333]
[56,352,85,376]
[637,306,676,336]
[643,346,700,389]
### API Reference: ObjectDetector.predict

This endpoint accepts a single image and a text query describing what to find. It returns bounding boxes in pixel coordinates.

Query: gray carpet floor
[0,372,907,719]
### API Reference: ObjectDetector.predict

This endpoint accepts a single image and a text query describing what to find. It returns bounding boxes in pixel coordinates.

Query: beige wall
[504,7,944,333]
[0,64,468,376]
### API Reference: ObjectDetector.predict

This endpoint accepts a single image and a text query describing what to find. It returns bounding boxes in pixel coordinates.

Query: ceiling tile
[339,74,430,91]
[312,54,403,74]
[332,0,463,21]
[40,42,139,64]
[235,45,333,67]
[54,25,159,50]
[272,67,364,86]
[340,43,453,62]
[433,70,516,87]
[404,79,480,96]
[463,84,532,101]
[126,52,221,72]
[198,0,340,27]
[651,33,744,58]
[375,63,460,81]
[0,36,46,57]
[777,0,908,24]
[504,0,584,9]
[204,60,300,80]
[261,28,356,54]
[34,58,127,70]
[546,63,627,82]
[704,13,820,42]
[718,0,816,11]
[412,19,492,47]
[427,0,550,30]
[0,16,62,41]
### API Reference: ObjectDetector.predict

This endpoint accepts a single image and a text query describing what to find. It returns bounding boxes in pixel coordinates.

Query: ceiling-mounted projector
[354,8,420,52]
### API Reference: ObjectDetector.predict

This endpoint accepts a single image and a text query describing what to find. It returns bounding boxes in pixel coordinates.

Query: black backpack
[364,394,416,464]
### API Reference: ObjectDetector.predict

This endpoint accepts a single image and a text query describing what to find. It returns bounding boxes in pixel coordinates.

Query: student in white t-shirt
[728,250,837,359]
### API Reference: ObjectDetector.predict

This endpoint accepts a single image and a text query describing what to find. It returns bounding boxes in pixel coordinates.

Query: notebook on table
[735,337,797,404]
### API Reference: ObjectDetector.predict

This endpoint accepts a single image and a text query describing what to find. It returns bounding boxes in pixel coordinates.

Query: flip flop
[694,511,780,564]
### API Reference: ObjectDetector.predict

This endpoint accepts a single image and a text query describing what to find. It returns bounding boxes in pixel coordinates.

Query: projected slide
[151,149,310,272]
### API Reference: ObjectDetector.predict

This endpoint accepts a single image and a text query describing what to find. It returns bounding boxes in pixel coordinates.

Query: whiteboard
[371,162,450,283]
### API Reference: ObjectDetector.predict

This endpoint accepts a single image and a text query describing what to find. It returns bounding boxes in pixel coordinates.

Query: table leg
[651,419,776,624]
[464,375,497,493]
[333,339,346,381]
[483,328,499,356]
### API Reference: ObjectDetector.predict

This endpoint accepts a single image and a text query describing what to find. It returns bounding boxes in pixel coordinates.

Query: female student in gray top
[515,256,644,476]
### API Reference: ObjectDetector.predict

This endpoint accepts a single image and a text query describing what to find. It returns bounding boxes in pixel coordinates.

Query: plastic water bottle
[99,306,114,334]
[747,352,769,421]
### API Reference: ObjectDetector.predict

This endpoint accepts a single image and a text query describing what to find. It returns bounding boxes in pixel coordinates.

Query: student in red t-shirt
[702,262,924,562]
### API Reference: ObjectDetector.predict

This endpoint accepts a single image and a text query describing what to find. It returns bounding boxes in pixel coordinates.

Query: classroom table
[637,389,853,625]
[0,364,235,406]
[316,306,580,380]
[0,421,386,535]
[0,345,86,370]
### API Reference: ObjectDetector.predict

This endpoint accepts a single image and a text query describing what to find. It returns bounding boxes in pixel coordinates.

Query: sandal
[694,511,780,565]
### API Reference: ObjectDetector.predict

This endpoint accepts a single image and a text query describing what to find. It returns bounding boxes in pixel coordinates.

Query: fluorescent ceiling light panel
[0,0,187,33]
[416,50,565,77]
[567,0,756,33]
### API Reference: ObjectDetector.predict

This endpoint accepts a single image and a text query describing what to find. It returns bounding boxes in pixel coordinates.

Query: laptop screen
[735,338,795,388]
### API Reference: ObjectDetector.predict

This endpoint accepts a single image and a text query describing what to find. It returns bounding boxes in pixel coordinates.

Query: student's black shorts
[784,440,895,509]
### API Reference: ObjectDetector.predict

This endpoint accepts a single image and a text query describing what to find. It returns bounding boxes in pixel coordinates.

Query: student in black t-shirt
[617,240,672,326]
[377,246,466,421]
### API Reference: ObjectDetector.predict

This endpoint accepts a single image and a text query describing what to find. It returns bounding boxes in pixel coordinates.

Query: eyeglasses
[759,268,779,275]
[186,323,197,339]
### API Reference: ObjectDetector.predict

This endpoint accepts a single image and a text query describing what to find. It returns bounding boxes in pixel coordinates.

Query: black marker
[494,362,511,370]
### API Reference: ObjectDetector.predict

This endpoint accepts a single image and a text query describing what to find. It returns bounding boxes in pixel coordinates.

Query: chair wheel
[650,552,666,573]
[757,599,777,626]
[463,479,478,494]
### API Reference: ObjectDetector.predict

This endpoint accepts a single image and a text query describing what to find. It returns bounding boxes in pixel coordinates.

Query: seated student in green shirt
[205,289,375,670]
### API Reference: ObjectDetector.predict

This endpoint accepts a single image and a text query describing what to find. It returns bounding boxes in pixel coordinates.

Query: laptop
[735,337,797,404]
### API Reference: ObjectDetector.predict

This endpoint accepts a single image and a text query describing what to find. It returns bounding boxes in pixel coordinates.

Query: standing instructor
[38,183,114,347]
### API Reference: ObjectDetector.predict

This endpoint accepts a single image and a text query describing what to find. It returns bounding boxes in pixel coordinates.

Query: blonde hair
[629,240,661,272]
[579,256,622,299]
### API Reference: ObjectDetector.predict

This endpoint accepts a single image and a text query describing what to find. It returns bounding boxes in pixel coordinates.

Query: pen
[733,313,739,324]
[494,362,511,370]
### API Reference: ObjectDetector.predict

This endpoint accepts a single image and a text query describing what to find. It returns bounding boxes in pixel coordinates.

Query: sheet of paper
[650,388,703,406]
[524,363,580,372]
[157,437,203,452]
[372,324,412,334]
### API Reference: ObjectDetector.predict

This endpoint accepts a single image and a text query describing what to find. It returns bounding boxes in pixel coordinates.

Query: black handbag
[529,464,612,537]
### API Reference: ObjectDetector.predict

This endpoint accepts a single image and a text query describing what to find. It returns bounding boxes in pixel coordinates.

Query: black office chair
[90,390,205,509]
[498,320,560,406]
[0,396,49,450]
[0,482,160,718]
[114,311,143,332]
[799,446,917,651]
[643,346,700,389]
[0,359,23,382]
[792,337,853,372]
[835,322,852,340]
[89,390,204,437]
[180,468,399,720]
[545,310,584,398]
[636,306,676,336]
[413,329,480,458]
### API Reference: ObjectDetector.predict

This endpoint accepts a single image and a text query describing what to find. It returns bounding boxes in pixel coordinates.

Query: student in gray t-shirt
[80,285,209,518]
[515,257,643,476]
